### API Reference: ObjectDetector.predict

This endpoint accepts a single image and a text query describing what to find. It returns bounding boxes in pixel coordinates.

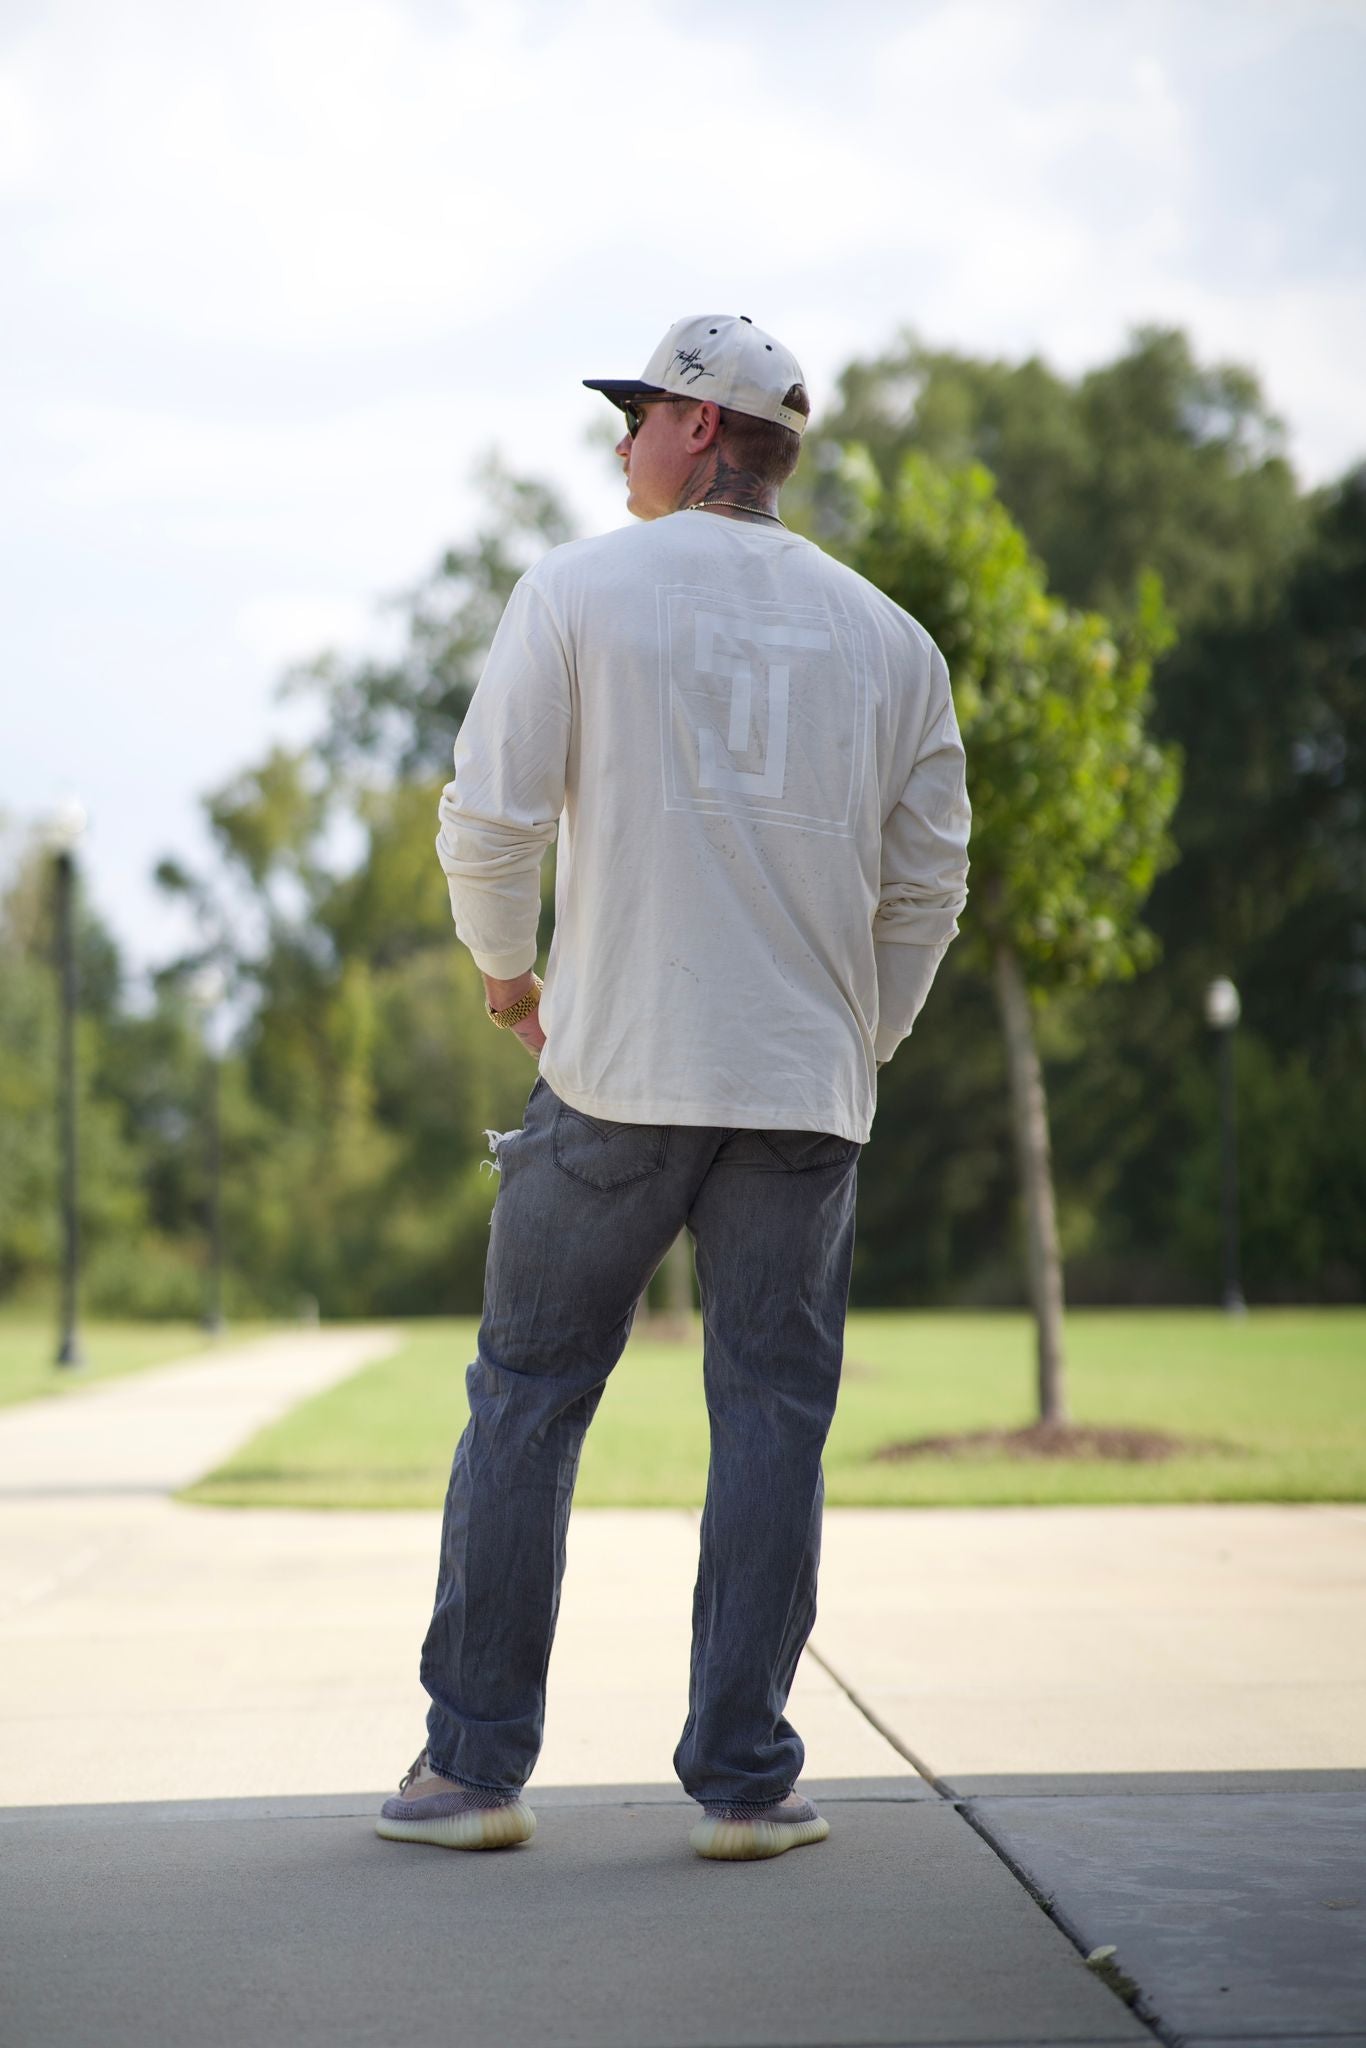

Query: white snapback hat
[584,314,808,434]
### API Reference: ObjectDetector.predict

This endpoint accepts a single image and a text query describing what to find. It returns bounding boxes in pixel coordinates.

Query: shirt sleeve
[873,643,971,1064]
[435,574,572,978]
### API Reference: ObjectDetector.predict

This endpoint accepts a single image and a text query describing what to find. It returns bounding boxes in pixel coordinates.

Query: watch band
[487,974,543,1028]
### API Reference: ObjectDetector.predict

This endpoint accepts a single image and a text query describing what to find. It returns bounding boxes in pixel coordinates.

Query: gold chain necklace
[688,499,786,527]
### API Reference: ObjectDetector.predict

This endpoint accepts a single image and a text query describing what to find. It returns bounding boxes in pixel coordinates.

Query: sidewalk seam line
[804,1637,1173,2048]
[803,1641,954,1793]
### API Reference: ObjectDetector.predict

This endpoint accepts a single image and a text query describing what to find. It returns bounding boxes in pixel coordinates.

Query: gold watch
[487,974,543,1028]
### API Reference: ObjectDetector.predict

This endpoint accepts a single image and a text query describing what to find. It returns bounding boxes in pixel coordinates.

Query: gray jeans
[419,1072,861,1807]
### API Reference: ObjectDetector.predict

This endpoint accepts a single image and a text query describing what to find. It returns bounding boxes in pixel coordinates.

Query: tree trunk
[992,940,1069,1425]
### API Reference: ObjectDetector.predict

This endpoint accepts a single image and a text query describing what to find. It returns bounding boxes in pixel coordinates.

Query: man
[377,314,970,1862]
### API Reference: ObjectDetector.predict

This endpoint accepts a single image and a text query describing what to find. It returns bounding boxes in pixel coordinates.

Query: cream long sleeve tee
[436,510,970,1144]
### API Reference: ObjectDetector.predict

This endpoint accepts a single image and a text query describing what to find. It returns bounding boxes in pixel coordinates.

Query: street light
[43,800,88,1368]
[1204,977,1246,1316]
[187,964,229,1337]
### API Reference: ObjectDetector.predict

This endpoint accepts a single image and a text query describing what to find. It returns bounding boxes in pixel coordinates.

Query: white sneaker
[690,1791,829,1861]
[375,1749,536,1851]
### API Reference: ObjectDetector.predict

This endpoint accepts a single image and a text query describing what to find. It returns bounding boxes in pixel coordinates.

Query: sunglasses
[621,396,692,438]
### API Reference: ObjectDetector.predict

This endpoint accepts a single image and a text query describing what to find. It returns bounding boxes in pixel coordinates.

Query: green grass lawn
[0,1316,275,1410]
[181,1308,1366,1510]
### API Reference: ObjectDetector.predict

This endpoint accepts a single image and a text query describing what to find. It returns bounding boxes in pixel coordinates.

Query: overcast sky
[3,0,1364,977]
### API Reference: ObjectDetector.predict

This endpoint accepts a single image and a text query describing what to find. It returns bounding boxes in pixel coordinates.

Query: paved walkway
[0,1324,400,1501]
[1,1332,1363,2047]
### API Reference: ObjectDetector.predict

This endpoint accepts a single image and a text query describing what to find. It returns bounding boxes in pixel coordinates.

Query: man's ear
[686,402,723,449]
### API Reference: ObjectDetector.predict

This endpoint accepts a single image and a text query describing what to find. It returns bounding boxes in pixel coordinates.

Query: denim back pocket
[552,1104,670,1191]
[756,1130,861,1172]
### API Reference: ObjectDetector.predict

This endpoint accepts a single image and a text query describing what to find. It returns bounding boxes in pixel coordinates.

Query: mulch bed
[872,1422,1229,1465]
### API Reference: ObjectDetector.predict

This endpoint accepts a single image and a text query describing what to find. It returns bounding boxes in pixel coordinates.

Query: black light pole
[1204,977,1246,1316]
[49,802,87,1368]
[204,1046,226,1336]
[190,965,228,1337]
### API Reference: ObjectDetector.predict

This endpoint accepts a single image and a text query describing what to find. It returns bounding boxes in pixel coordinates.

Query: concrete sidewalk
[1,1335,1363,2046]
[0,1324,400,1502]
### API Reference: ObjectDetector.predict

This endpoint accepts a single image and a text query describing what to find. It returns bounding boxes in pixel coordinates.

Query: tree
[792,322,1363,1309]
[831,449,1181,1419]
[285,454,575,780]
[131,459,578,1318]
[798,323,1305,633]
[0,824,155,1310]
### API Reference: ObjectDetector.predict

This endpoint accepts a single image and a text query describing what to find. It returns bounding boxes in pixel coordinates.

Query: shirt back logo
[657,588,869,836]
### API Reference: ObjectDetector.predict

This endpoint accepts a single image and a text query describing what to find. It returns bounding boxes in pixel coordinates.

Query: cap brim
[582,378,669,410]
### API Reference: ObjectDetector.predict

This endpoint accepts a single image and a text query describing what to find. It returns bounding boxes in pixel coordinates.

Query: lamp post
[1204,977,1246,1316]
[45,800,88,1368]
[188,965,228,1337]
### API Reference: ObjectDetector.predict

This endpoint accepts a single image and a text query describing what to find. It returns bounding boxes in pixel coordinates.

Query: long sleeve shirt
[436,509,970,1144]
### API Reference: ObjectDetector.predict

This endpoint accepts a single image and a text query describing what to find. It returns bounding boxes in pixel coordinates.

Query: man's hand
[483,970,546,1059]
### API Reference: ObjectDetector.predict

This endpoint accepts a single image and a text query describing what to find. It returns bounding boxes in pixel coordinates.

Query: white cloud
[0,63,43,193]
[10,0,893,353]
[36,392,471,513]
[235,591,373,668]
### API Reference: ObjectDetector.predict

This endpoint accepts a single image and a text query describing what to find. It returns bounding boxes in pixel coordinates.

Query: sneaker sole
[689,1813,830,1861]
[375,1803,536,1851]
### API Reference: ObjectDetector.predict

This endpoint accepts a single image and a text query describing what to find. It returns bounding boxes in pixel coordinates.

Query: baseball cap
[584,314,808,435]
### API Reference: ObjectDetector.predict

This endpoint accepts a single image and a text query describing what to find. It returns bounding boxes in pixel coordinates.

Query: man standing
[377,315,970,1861]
